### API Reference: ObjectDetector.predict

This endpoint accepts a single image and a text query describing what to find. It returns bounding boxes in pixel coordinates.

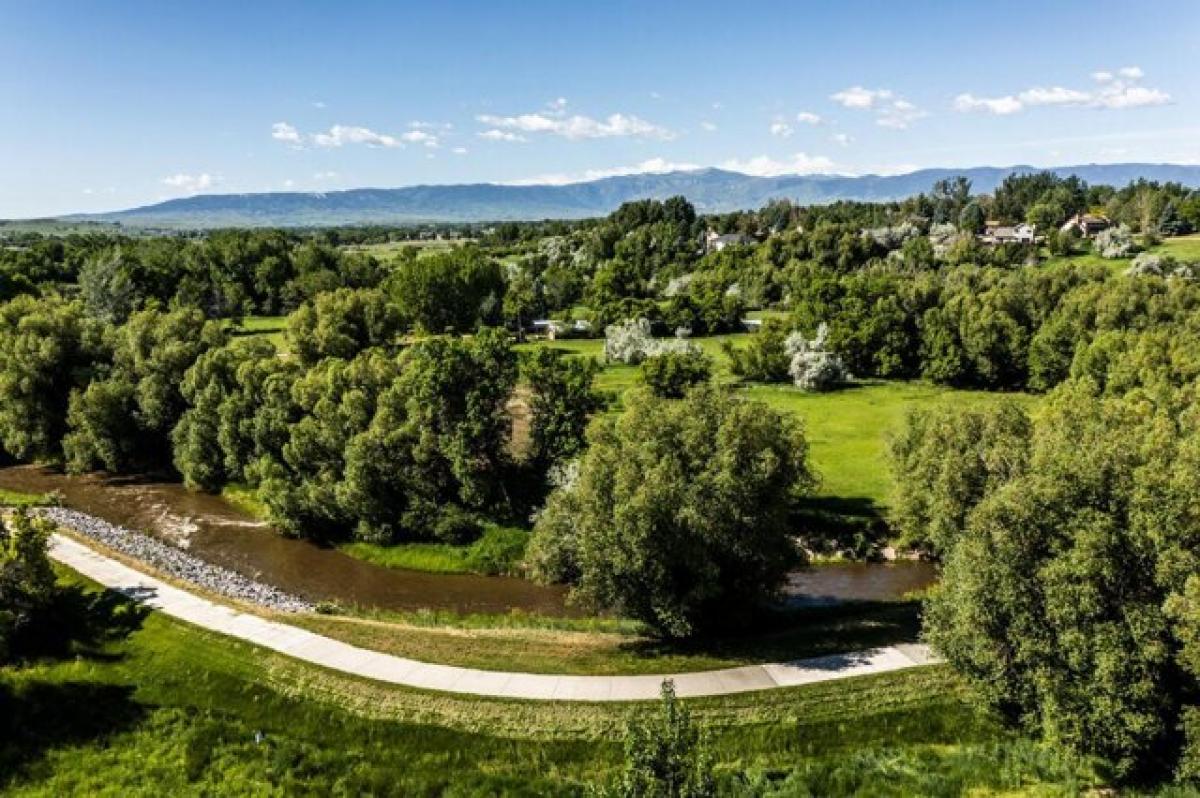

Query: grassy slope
[0,488,52,507]
[291,601,923,676]
[0,569,1099,795]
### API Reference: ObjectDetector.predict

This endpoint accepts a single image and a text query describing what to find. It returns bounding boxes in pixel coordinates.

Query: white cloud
[1020,86,1093,106]
[273,121,443,149]
[283,179,296,188]
[954,68,1170,115]
[796,111,822,125]
[953,93,1024,115]
[505,157,701,186]
[312,171,339,180]
[831,86,893,109]
[478,128,527,142]
[1096,85,1171,109]
[700,121,717,132]
[832,87,925,129]
[830,132,852,146]
[719,152,835,177]
[452,146,469,155]
[271,122,302,144]
[312,101,327,109]
[769,121,794,138]
[649,91,662,99]
[401,129,440,148]
[161,173,216,193]
[312,124,403,148]
[476,109,674,140]
[877,99,927,129]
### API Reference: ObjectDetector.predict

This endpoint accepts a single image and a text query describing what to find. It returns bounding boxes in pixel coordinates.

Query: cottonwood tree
[529,384,814,637]
[640,349,713,399]
[0,296,105,463]
[287,287,402,364]
[63,307,226,473]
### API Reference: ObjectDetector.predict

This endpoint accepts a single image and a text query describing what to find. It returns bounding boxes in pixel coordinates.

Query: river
[0,465,937,613]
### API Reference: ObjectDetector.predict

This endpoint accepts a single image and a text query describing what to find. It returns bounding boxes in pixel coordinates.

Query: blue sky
[3,0,1198,217]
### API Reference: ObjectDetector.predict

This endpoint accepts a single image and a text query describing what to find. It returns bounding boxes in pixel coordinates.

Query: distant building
[1060,213,1111,238]
[702,230,754,253]
[981,222,1038,245]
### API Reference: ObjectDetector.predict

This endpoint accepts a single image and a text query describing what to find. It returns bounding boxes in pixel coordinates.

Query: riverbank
[41,508,313,613]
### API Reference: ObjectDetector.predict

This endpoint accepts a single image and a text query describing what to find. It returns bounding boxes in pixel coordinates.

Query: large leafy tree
[0,295,105,462]
[63,306,226,473]
[387,247,504,333]
[286,286,402,364]
[521,348,603,467]
[172,337,293,491]
[888,400,1032,556]
[529,384,814,637]
[914,356,1200,779]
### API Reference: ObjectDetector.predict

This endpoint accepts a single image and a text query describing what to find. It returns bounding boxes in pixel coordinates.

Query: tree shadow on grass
[0,585,151,784]
[0,679,146,782]
[615,600,923,666]
[10,583,149,664]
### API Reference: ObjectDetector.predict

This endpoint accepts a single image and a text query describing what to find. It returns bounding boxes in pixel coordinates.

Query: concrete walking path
[50,533,939,702]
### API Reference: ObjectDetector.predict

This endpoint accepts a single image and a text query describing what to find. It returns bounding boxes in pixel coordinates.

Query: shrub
[640,349,713,399]
[1095,224,1135,259]
[604,681,715,797]
[603,318,695,365]
[785,323,851,391]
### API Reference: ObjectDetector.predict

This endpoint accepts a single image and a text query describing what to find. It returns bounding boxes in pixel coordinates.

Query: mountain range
[61,163,1200,228]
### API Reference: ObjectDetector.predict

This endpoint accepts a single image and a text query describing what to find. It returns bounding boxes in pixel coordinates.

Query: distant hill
[59,163,1200,228]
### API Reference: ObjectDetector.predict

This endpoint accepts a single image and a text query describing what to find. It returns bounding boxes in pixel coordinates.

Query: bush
[465,526,530,576]
[786,323,851,391]
[0,511,57,662]
[1094,224,1135,259]
[604,680,715,797]
[640,349,713,399]
[603,318,693,365]
[723,318,792,382]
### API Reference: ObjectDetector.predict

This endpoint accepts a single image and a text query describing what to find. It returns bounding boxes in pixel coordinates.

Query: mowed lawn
[227,314,287,349]
[1159,232,1200,260]
[745,381,1033,504]
[523,336,1034,507]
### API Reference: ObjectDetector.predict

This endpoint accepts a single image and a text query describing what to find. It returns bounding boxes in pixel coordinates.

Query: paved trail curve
[50,533,939,702]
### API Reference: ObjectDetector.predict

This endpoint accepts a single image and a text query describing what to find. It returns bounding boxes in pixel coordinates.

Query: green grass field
[0,567,1103,795]
[0,488,52,507]
[1158,232,1200,260]
[744,381,1035,504]
[292,600,923,676]
[342,239,469,261]
[521,337,1030,507]
[226,315,287,350]
[340,524,528,576]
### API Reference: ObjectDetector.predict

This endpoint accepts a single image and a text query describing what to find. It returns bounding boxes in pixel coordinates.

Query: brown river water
[0,464,937,614]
